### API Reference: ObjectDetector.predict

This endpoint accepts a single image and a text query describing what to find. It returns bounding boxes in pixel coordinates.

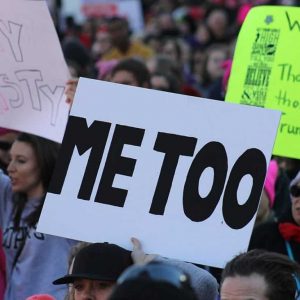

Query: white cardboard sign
[0,0,70,142]
[38,78,281,268]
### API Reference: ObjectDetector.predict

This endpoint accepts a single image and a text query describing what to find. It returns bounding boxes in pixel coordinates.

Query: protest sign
[80,0,144,34]
[0,0,70,142]
[38,78,280,268]
[226,6,300,159]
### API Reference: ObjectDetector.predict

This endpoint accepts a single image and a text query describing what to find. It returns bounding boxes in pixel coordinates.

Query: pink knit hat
[26,294,55,300]
[96,59,119,80]
[237,4,252,26]
[221,59,232,94]
[263,160,279,208]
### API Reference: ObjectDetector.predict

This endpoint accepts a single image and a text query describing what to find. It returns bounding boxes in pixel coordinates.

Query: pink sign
[0,0,70,142]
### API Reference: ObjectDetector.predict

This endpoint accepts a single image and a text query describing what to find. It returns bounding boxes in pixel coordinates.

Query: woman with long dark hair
[0,132,77,300]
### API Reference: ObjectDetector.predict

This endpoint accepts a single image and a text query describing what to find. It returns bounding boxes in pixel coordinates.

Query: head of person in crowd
[220,249,300,300]
[276,170,300,243]
[91,24,112,61]
[146,54,183,89]
[0,128,18,174]
[274,156,300,181]
[290,171,300,226]
[62,23,92,77]
[161,38,182,66]
[107,17,131,51]
[108,261,197,300]
[110,58,151,88]
[64,242,92,300]
[206,7,230,43]
[7,132,60,227]
[143,34,162,53]
[150,71,180,93]
[161,38,191,73]
[53,243,133,300]
[193,22,212,49]
[203,43,228,84]
[156,12,179,37]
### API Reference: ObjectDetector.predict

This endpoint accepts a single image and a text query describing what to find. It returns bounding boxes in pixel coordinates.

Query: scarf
[279,222,300,243]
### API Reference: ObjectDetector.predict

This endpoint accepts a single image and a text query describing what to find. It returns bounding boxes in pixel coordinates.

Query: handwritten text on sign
[38,78,280,267]
[0,0,70,142]
[226,6,300,159]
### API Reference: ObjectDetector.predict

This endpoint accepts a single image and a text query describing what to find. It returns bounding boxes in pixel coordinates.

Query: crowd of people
[0,0,299,299]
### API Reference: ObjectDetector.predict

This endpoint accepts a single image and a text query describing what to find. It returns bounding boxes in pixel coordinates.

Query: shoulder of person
[154,256,219,300]
[0,171,11,190]
[249,220,280,249]
[252,220,279,237]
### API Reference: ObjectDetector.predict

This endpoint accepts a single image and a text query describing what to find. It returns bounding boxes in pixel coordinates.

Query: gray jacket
[0,172,77,300]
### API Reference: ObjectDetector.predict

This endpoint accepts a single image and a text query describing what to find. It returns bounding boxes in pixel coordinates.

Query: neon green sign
[225,6,300,159]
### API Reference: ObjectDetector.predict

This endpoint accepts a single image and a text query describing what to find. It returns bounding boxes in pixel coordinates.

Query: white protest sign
[38,78,281,268]
[0,0,70,142]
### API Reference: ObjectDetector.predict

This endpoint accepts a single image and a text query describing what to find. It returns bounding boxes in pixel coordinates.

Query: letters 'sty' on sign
[226,6,300,159]
[38,78,280,268]
[0,0,70,142]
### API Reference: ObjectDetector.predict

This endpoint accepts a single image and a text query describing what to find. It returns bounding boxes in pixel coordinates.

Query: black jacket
[248,211,300,263]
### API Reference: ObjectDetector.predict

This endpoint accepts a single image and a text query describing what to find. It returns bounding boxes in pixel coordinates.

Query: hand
[65,78,79,106]
[131,237,157,265]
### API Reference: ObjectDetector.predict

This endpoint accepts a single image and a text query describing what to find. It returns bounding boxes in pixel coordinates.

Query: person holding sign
[54,242,133,300]
[55,239,218,300]
[0,133,77,300]
[65,58,151,105]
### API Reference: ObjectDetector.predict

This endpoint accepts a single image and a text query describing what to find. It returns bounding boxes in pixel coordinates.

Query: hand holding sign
[131,237,157,265]
[38,78,280,268]
[65,78,79,105]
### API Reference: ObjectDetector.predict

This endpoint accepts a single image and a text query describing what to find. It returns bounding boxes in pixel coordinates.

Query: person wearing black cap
[54,239,219,300]
[53,243,133,300]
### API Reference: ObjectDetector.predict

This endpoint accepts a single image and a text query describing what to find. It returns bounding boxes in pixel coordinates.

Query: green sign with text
[226,6,300,159]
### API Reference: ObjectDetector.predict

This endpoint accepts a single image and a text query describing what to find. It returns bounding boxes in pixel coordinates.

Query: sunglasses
[117,262,192,291]
[290,185,300,198]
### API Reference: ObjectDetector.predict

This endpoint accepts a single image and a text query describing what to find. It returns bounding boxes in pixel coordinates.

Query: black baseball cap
[53,243,133,285]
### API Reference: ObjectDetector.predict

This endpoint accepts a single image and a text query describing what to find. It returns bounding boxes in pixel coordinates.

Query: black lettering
[48,116,111,201]
[149,133,197,215]
[33,231,45,240]
[14,228,25,249]
[183,142,228,222]
[223,148,267,229]
[95,125,145,207]
[285,11,300,31]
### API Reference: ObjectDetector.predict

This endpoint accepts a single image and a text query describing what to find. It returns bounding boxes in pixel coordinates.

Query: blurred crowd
[56,0,298,99]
